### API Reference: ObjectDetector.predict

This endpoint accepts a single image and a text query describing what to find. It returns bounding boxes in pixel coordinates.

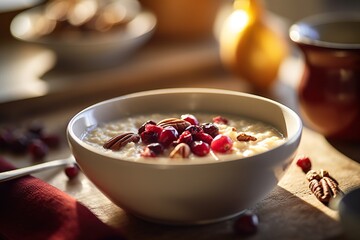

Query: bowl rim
[289,11,360,49]
[67,88,303,166]
[10,5,157,47]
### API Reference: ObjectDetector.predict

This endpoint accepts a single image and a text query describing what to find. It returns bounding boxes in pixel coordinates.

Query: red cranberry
[65,164,80,179]
[296,156,312,173]
[213,116,229,124]
[41,133,61,148]
[190,141,210,156]
[233,211,259,235]
[27,121,44,136]
[10,134,29,154]
[177,130,193,145]
[211,135,233,153]
[28,139,49,160]
[185,125,203,135]
[194,132,213,145]
[138,120,156,134]
[200,123,219,137]
[145,124,163,135]
[158,126,178,146]
[147,143,164,155]
[140,125,163,144]
[140,131,158,144]
[181,114,199,126]
[0,128,15,150]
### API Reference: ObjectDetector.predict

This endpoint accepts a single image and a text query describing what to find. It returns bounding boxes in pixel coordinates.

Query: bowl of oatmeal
[67,88,302,225]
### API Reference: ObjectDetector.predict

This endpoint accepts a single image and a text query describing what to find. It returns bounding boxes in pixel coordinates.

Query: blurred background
[1,0,359,119]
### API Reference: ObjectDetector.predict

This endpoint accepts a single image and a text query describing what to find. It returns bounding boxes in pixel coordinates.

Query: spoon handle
[0,156,75,183]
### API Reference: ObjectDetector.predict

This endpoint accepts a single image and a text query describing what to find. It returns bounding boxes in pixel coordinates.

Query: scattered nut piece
[237,133,257,142]
[103,132,140,151]
[306,170,321,181]
[306,169,339,204]
[169,143,191,158]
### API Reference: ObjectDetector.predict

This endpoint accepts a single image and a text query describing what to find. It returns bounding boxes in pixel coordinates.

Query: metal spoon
[0,156,75,183]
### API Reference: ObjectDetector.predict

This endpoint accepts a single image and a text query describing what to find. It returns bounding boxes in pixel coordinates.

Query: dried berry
[194,132,213,145]
[138,120,156,134]
[176,130,193,145]
[200,123,219,137]
[213,116,228,124]
[190,141,210,156]
[211,135,233,153]
[233,211,259,235]
[184,125,203,135]
[27,121,44,136]
[65,164,80,180]
[181,114,199,126]
[146,143,164,155]
[296,156,312,173]
[41,134,61,148]
[28,139,49,161]
[158,126,178,147]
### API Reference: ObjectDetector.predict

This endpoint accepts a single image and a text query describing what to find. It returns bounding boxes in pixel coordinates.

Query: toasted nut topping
[103,132,140,151]
[237,133,257,142]
[169,143,191,158]
[157,118,190,133]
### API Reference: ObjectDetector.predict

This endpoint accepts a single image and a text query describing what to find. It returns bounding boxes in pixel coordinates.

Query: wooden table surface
[1,39,359,240]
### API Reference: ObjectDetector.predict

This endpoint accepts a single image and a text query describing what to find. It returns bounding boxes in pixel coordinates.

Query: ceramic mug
[289,12,360,141]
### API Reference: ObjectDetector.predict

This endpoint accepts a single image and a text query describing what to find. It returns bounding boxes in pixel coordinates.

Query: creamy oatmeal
[83,113,285,163]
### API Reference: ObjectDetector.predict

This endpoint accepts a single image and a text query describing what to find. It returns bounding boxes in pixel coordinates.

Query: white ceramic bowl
[67,88,302,225]
[10,2,156,68]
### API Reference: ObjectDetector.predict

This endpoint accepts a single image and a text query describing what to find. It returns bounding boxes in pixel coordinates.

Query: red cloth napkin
[0,157,124,240]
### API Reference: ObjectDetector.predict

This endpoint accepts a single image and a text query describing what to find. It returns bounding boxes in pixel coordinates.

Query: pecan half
[157,118,190,133]
[307,169,339,204]
[237,133,257,142]
[169,143,191,158]
[103,132,140,151]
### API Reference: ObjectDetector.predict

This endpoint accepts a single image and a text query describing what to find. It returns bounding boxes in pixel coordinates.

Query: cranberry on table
[211,135,233,153]
[9,134,29,154]
[296,156,312,173]
[27,121,44,136]
[181,114,199,126]
[190,141,210,156]
[233,211,259,235]
[28,139,49,160]
[41,134,61,148]
[64,164,80,180]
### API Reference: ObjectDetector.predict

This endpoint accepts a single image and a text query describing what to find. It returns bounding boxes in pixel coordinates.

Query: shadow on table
[109,186,343,240]
[326,139,360,163]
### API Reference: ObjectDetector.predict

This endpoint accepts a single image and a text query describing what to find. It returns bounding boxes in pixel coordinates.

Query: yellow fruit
[219,0,288,90]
